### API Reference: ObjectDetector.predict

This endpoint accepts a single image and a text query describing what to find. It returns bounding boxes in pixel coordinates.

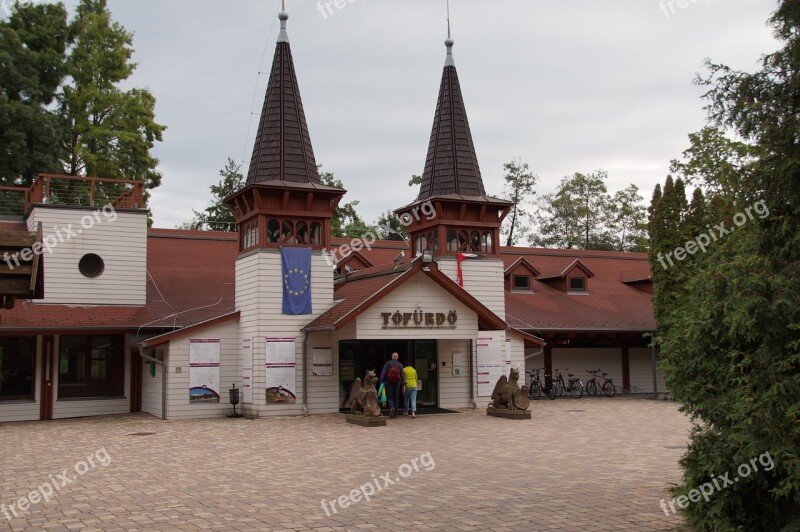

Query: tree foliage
[649,2,800,528]
[375,210,407,241]
[190,158,243,231]
[500,158,538,246]
[319,168,372,238]
[60,0,165,194]
[608,184,648,251]
[532,170,645,251]
[0,1,69,187]
[0,0,164,204]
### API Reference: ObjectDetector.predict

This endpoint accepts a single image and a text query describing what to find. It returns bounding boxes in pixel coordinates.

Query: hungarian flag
[281,247,312,315]
[457,253,477,287]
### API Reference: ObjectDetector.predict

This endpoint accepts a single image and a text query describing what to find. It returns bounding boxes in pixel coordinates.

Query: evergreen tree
[500,158,538,246]
[191,158,244,231]
[649,2,800,527]
[375,210,406,241]
[319,168,371,238]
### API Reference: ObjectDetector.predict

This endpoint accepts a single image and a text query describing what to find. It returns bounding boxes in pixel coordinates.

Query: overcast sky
[49,0,780,228]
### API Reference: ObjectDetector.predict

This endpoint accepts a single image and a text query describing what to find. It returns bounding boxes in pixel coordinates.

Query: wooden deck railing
[28,174,145,211]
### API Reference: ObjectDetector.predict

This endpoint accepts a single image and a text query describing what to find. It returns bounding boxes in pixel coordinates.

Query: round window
[78,254,105,278]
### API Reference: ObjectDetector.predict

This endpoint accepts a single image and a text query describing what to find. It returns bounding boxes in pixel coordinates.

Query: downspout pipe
[302,330,309,417]
[138,345,166,421]
[469,339,476,409]
[525,345,545,360]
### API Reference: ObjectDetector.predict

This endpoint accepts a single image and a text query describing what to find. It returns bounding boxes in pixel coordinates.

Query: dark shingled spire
[246,9,321,186]
[417,36,487,200]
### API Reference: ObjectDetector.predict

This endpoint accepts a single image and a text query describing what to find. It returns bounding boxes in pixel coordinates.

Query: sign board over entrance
[380,310,458,329]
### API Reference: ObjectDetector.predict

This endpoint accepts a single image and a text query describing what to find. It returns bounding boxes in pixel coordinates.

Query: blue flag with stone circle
[281,247,312,315]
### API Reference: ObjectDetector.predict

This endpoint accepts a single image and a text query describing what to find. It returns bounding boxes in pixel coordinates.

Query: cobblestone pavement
[0,397,691,531]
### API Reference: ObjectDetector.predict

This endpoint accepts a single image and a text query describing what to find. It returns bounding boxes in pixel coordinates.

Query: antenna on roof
[444,0,455,67]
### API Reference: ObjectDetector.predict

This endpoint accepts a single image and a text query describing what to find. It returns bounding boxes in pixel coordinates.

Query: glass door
[414,340,437,407]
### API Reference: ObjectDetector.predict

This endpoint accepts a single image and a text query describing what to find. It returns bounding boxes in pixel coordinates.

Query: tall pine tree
[649,2,800,527]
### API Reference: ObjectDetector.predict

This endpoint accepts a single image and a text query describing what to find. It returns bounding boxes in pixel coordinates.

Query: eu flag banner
[282,247,312,315]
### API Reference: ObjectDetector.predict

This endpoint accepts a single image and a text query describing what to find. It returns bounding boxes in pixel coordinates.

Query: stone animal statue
[490,367,531,410]
[348,370,382,417]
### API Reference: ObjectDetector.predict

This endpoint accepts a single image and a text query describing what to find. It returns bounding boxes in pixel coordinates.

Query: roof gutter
[302,324,336,333]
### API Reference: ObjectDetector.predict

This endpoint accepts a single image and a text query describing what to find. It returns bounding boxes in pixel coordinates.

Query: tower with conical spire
[397,26,512,260]
[226,6,345,254]
[225,5,344,415]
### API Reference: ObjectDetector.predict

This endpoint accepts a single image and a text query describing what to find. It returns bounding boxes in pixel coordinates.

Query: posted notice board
[266,337,296,401]
[312,345,333,376]
[189,339,221,402]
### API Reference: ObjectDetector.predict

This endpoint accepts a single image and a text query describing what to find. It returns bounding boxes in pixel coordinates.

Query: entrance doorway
[40,336,54,420]
[339,340,438,410]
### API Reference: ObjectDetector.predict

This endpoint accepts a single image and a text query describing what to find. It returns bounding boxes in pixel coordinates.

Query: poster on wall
[452,352,463,377]
[242,338,253,404]
[505,338,513,369]
[312,346,333,376]
[477,335,502,396]
[266,337,296,403]
[189,339,221,402]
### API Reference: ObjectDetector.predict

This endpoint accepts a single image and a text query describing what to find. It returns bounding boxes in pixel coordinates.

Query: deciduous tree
[0,1,69,187]
[59,0,165,198]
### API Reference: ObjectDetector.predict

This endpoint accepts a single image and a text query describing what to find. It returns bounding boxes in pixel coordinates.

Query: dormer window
[513,275,531,291]
[569,277,586,292]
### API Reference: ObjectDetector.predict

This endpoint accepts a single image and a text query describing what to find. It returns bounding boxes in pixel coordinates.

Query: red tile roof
[535,258,595,280]
[505,252,653,332]
[0,224,654,336]
[355,242,655,333]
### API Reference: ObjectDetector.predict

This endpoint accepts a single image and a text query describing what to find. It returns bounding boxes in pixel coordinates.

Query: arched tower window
[481,232,493,253]
[267,219,280,243]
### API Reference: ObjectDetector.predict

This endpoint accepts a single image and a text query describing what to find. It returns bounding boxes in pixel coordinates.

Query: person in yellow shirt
[403,363,418,418]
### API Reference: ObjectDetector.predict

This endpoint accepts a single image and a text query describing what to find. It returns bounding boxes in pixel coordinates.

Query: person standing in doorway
[380,352,405,418]
[403,362,418,418]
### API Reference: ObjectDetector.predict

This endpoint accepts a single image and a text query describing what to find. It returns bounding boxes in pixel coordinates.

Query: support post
[620,339,630,394]
[650,334,658,399]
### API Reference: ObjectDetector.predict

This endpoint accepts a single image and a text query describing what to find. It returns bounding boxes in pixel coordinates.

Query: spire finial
[278,0,289,43]
[444,0,455,67]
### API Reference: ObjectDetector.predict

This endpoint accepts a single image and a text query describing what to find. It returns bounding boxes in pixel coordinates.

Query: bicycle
[585,369,616,397]
[553,368,584,399]
[527,370,542,400]
[527,368,556,400]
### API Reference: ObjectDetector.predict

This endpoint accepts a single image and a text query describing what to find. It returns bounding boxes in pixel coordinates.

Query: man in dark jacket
[380,352,406,418]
